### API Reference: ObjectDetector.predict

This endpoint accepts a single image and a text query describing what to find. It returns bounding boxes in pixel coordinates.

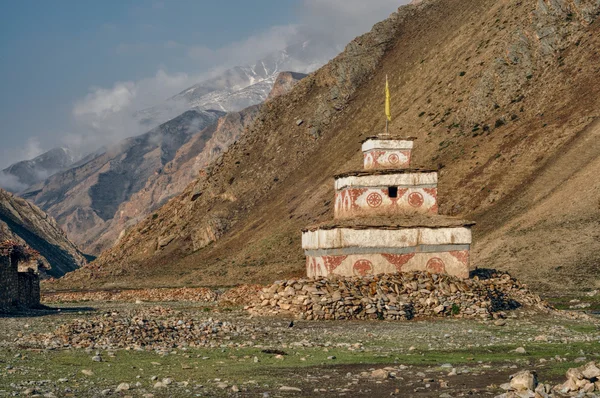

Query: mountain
[20,71,307,256]
[83,71,307,254]
[22,109,224,252]
[135,41,337,128]
[267,72,309,101]
[85,104,262,254]
[0,148,75,193]
[0,188,86,277]
[55,0,600,294]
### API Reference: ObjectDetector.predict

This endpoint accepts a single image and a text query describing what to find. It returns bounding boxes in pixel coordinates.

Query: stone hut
[0,241,43,313]
[302,137,474,279]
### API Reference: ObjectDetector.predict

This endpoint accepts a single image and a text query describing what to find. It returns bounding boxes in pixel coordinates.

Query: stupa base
[305,250,469,279]
[302,217,473,279]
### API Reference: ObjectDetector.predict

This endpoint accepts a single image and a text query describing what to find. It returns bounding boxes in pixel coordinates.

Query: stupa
[301,136,474,279]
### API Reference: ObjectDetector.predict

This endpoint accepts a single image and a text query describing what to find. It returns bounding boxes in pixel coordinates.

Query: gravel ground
[0,301,598,397]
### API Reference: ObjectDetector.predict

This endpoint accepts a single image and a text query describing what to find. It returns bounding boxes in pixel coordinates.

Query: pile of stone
[42,287,218,304]
[495,362,600,397]
[218,285,263,305]
[19,308,258,350]
[246,271,551,320]
[554,361,600,396]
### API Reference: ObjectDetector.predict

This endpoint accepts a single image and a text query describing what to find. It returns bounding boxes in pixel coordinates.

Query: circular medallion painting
[408,192,424,208]
[353,259,373,276]
[426,257,446,274]
[388,153,400,164]
[366,192,383,208]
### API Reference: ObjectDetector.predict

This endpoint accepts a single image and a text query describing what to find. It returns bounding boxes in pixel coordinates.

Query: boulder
[509,370,537,391]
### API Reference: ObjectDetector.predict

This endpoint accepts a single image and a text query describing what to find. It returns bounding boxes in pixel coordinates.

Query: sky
[0,0,406,169]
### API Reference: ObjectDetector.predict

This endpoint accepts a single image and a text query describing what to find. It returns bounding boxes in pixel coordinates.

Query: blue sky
[0,0,403,168]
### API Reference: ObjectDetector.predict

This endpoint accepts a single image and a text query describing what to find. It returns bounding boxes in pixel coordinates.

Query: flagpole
[385,74,390,136]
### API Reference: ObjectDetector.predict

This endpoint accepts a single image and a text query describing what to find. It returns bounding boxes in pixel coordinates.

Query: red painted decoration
[323,255,348,273]
[426,257,446,273]
[382,253,415,272]
[366,192,383,208]
[353,260,373,276]
[449,250,469,265]
[408,192,424,207]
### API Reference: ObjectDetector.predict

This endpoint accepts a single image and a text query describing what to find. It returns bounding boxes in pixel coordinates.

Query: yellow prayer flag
[385,75,391,122]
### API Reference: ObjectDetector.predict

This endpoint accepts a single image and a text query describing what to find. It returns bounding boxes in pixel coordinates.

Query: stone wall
[0,244,41,313]
[302,227,471,278]
[362,139,413,170]
[363,149,412,169]
[306,250,469,278]
[0,255,19,312]
[17,270,41,309]
[334,186,438,218]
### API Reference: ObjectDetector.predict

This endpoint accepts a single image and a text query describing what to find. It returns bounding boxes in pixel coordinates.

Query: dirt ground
[0,300,598,398]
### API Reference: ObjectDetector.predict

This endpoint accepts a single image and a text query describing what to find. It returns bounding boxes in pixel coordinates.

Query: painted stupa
[301,136,474,279]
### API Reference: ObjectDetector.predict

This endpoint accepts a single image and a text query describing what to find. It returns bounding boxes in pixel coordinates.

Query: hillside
[55,0,600,293]
[0,188,86,277]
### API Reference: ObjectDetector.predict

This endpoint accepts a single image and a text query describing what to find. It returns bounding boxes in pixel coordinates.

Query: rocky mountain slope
[57,0,600,293]
[0,148,75,192]
[86,105,262,254]
[0,188,86,277]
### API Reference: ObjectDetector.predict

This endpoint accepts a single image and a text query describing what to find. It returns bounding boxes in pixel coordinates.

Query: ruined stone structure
[302,137,474,278]
[0,241,42,313]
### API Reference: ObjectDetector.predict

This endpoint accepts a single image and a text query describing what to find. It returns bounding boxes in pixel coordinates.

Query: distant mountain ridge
[21,109,224,252]
[135,41,337,128]
[0,148,75,192]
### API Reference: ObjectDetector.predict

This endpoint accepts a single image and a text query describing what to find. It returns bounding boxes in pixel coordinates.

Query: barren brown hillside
[53,0,600,293]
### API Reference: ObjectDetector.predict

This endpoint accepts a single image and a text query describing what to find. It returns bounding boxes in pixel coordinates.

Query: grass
[2,341,598,391]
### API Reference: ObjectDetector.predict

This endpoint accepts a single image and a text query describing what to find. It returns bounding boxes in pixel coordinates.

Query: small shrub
[451,304,460,315]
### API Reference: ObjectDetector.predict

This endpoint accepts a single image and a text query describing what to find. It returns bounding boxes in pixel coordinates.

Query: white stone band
[302,227,472,250]
[335,172,438,190]
[362,140,414,152]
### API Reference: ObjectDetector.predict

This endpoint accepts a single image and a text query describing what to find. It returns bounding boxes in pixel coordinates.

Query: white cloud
[0,171,27,192]
[73,82,136,120]
[186,24,301,68]
[68,69,196,154]
[60,0,408,161]
[22,137,44,160]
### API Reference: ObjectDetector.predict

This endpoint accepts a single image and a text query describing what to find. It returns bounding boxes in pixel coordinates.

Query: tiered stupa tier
[302,136,474,279]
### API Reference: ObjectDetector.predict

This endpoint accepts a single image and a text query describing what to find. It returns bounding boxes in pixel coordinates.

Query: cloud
[73,82,136,120]
[0,137,44,169]
[186,24,301,68]
[68,70,196,154]
[0,171,27,192]
[57,1,409,161]
[0,138,46,190]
